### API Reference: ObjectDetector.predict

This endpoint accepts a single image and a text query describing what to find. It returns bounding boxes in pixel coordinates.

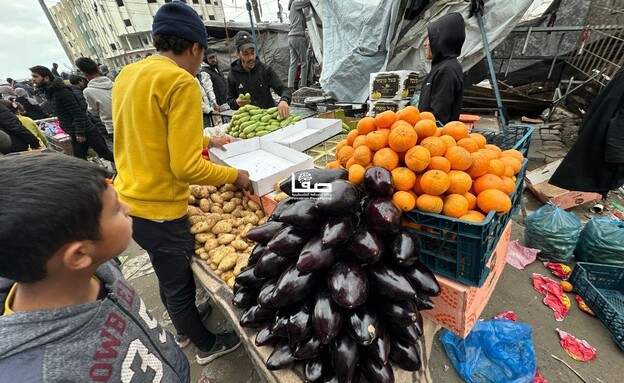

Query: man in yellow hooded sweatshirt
[112,1,251,365]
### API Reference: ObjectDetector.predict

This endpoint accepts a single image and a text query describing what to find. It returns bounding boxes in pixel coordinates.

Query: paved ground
[120,119,623,382]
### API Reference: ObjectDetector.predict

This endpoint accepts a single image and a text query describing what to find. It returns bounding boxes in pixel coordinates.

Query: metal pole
[37,0,74,65]
[246,0,260,54]
[476,11,507,132]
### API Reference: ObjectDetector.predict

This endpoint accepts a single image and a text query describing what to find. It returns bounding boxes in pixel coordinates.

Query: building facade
[48,0,225,72]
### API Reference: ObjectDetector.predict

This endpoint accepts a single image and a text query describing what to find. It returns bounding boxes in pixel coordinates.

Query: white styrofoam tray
[209,138,314,196]
[260,118,342,151]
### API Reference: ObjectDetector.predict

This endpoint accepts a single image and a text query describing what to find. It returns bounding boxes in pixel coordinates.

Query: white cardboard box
[260,118,342,151]
[209,138,314,196]
[370,70,419,101]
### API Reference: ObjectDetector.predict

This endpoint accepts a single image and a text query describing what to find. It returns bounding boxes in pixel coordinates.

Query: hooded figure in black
[418,13,466,124]
[549,67,624,197]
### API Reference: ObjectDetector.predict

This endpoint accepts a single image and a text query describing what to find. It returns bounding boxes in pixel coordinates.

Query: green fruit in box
[240,120,255,129]
[240,133,247,139]
[238,115,251,123]
[251,114,262,122]
[247,132,256,138]
[243,124,258,134]
[244,93,251,100]
[266,107,278,114]
[249,109,264,115]
[280,118,293,128]
[292,115,302,122]
[256,130,269,136]
[260,115,272,122]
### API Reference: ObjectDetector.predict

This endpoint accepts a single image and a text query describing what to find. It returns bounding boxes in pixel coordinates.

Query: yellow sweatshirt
[17,115,47,149]
[112,56,238,220]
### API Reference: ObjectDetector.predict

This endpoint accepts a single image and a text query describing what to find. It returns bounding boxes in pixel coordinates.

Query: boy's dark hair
[29,65,55,81]
[75,57,100,75]
[6,78,13,83]
[68,74,83,86]
[0,153,109,283]
[153,35,193,55]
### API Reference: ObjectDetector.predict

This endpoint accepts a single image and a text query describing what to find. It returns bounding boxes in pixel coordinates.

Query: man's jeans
[132,216,216,351]
[288,35,308,88]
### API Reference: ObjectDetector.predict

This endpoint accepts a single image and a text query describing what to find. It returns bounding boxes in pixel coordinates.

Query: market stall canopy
[309,0,535,103]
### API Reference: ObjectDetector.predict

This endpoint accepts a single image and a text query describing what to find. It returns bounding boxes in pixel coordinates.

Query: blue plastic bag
[440,319,536,383]
[575,218,624,265]
[524,202,581,262]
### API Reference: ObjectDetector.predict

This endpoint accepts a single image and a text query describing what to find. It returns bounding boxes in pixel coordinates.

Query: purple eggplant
[257,278,278,308]
[233,282,243,294]
[389,323,420,343]
[404,261,441,297]
[389,337,422,371]
[415,295,435,311]
[269,197,296,221]
[279,200,324,230]
[328,261,368,309]
[304,357,328,383]
[348,228,383,264]
[320,215,356,247]
[248,243,268,265]
[266,341,296,370]
[368,264,417,301]
[255,323,279,347]
[253,250,292,279]
[314,180,361,214]
[389,228,420,267]
[323,374,339,383]
[297,235,343,272]
[365,326,391,365]
[361,354,394,383]
[279,168,348,196]
[348,306,378,346]
[294,334,323,360]
[268,226,312,257]
[235,266,265,290]
[272,306,298,337]
[330,332,360,383]
[231,286,257,309]
[239,306,270,328]
[363,166,394,197]
[377,299,421,326]
[313,290,344,344]
[287,301,312,344]
[270,264,317,308]
[246,221,288,244]
[365,198,402,234]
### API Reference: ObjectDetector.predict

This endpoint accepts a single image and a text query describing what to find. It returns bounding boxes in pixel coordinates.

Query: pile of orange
[326,106,524,222]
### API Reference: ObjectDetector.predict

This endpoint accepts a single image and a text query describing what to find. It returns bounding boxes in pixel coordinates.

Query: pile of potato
[188,183,268,289]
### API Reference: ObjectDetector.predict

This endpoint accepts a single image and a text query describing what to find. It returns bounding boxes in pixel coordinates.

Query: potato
[210,206,224,214]
[199,198,211,212]
[217,233,236,245]
[221,213,235,221]
[255,210,265,219]
[218,253,238,271]
[195,233,213,243]
[187,206,204,216]
[230,197,243,206]
[214,268,223,276]
[221,191,235,201]
[233,253,250,275]
[205,185,216,193]
[222,201,236,214]
[189,185,203,198]
[231,239,248,251]
[220,270,234,282]
[199,186,211,199]
[188,215,209,225]
[204,238,219,252]
[248,200,261,211]
[258,217,269,225]
[198,251,209,260]
[190,219,216,234]
[234,191,244,198]
[209,263,218,271]
[274,192,289,203]
[210,193,224,204]
[243,214,260,225]
[211,246,235,265]
[227,276,236,289]
[194,247,205,256]
[208,245,223,258]
[232,208,244,218]
[219,184,237,193]
[242,201,249,210]
[188,195,197,205]
[239,223,254,239]
[233,218,245,227]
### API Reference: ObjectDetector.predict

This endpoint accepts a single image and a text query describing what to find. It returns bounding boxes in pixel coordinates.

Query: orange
[372,148,400,171]
[500,156,522,175]
[502,149,524,162]
[353,135,367,149]
[357,117,376,135]
[439,135,457,150]
[469,133,487,149]
[465,151,491,178]
[365,130,388,151]
[412,174,425,195]
[378,128,391,139]
[336,139,348,153]
[500,176,516,195]
[479,148,500,161]
[336,145,354,164]
[396,105,420,125]
[442,121,468,141]
[390,120,413,131]
[391,167,417,191]
[444,146,473,171]
[473,174,505,195]
[393,191,416,211]
[463,192,477,210]
[420,170,451,196]
[459,213,485,223]
[353,145,372,166]
[404,145,431,172]
[467,210,486,220]
[419,111,436,122]
[442,194,469,218]
[420,136,446,157]
[346,130,359,146]
[477,189,512,215]
[487,159,506,176]
[346,157,356,169]
[414,119,437,139]
[348,164,366,184]
[388,125,418,152]
[325,160,342,169]
[484,144,502,155]
[560,281,573,293]
[416,194,444,214]
[434,127,443,137]
[456,138,479,153]
[427,156,451,173]
[374,110,397,129]
[447,170,473,194]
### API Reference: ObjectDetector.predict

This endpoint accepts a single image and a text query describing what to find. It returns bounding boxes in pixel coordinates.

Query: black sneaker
[195,331,241,365]
[174,301,213,349]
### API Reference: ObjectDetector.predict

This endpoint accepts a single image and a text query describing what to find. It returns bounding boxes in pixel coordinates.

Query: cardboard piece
[370,70,419,100]
[367,100,409,115]
[260,118,342,152]
[422,221,513,338]
[209,138,314,196]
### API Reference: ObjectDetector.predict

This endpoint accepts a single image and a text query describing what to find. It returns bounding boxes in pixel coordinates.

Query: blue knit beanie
[152,1,207,49]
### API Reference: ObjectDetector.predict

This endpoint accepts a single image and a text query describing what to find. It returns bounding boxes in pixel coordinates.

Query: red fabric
[556,328,597,362]
[575,295,596,316]
[533,274,571,321]
[544,262,572,280]
[494,311,517,321]
[534,372,549,383]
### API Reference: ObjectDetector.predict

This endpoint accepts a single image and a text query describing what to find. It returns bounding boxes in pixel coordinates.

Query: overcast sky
[0,0,284,81]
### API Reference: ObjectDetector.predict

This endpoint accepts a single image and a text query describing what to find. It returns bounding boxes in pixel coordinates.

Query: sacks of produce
[524,202,581,263]
[233,167,441,382]
[226,104,301,139]
[575,218,624,265]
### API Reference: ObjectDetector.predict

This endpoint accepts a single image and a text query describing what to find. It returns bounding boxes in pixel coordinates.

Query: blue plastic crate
[569,262,624,351]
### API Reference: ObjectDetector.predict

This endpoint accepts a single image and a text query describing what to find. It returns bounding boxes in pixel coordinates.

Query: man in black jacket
[201,49,228,108]
[418,13,466,124]
[0,102,40,154]
[226,31,292,118]
[29,66,113,162]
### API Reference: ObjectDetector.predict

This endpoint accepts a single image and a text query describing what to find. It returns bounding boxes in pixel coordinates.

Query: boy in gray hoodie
[0,153,190,382]
[76,57,115,146]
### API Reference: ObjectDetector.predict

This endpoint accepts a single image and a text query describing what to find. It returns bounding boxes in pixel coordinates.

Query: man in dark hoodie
[226,31,292,118]
[418,12,466,124]
[29,65,113,162]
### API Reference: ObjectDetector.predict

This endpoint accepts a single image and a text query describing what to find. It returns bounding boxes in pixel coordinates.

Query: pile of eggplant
[232,167,441,383]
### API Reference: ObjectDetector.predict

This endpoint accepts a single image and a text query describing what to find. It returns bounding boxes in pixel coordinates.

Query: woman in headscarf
[15,88,48,120]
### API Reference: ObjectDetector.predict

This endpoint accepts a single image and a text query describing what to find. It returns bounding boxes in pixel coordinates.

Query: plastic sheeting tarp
[316,0,534,103]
